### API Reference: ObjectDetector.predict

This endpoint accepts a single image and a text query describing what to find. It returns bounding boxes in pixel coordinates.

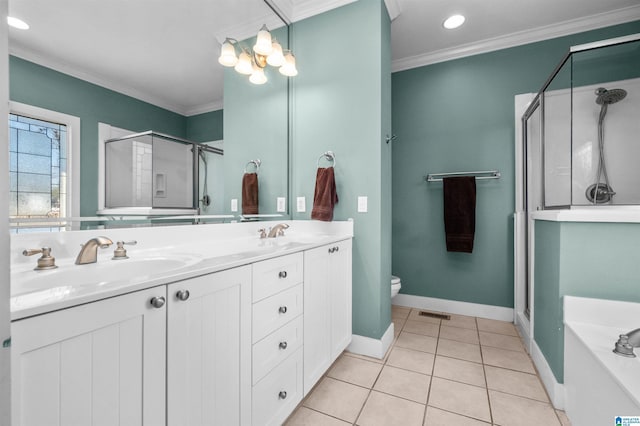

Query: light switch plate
[296,196,306,212]
[357,196,368,213]
[277,197,286,212]
[231,198,238,212]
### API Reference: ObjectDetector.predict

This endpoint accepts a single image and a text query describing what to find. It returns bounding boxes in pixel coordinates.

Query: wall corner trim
[347,322,394,359]
[393,294,514,322]
[532,339,565,409]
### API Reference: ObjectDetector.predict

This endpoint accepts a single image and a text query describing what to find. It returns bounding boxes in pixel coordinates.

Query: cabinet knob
[278,270,288,279]
[279,341,288,350]
[278,391,287,400]
[278,306,288,314]
[150,296,166,308]
[176,290,190,301]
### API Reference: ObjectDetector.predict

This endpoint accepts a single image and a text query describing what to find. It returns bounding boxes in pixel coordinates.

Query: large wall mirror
[8,0,291,232]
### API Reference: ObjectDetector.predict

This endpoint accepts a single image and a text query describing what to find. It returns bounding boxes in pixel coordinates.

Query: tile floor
[285,305,572,426]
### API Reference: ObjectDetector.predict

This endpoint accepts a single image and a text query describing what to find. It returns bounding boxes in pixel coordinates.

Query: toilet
[391,275,402,298]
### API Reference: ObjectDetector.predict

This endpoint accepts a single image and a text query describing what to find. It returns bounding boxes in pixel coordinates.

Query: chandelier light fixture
[218,25,298,85]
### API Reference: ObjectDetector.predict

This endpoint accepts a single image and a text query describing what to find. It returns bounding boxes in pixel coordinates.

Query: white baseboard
[347,322,395,359]
[392,294,514,322]
[515,311,532,354]
[531,339,565,409]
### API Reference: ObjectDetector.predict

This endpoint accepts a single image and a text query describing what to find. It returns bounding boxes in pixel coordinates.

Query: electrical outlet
[357,196,368,213]
[296,197,306,212]
[231,198,238,212]
[277,197,286,212]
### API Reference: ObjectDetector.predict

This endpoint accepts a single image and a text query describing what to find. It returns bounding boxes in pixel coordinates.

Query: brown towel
[311,167,338,221]
[242,172,259,214]
[443,176,476,253]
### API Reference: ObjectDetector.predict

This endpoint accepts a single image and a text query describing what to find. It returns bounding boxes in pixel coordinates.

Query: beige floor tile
[442,314,477,330]
[428,377,491,423]
[387,346,435,375]
[392,305,411,320]
[403,320,440,337]
[285,406,351,425]
[440,325,479,344]
[433,356,486,387]
[327,354,384,388]
[490,390,560,426]
[373,365,431,404]
[481,346,536,374]
[556,409,572,426]
[436,338,482,364]
[395,332,438,353]
[424,406,491,425]
[479,331,524,352]
[477,318,518,336]
[303,377,370,423]
[344,351,386,365]
[356,390,425,426]
[485,366,548,402]
[407,309,442,324]
[393,319,406,338]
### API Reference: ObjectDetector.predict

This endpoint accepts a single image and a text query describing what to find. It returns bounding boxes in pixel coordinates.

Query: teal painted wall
[534,220,640,383]
[290,0,392,339]
[186,110,223,142]
[391,21,640,309]
[223,28,289,216]
[9,56,188,215]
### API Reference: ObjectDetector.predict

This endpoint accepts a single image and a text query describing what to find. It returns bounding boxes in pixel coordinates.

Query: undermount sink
[12,255,201,295]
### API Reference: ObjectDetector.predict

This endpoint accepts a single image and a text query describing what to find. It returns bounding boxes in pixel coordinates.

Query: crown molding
[269,0,294,24]
[384,0,401,22]
[184,101,224,117]
[289,0,357,22]
[392,4,640,73]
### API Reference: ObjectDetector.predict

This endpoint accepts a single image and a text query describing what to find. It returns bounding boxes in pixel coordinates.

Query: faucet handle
[113,240,137,260]
[258,228,267,239]
[23,247,58,270]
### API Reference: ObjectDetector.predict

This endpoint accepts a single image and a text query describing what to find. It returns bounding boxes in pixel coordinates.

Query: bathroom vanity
[9,220,353,426]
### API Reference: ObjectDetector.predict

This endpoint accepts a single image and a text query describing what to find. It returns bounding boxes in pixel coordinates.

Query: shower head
[595,87,627,105]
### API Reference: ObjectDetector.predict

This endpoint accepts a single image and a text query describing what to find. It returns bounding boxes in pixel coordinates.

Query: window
[8,103,80,232]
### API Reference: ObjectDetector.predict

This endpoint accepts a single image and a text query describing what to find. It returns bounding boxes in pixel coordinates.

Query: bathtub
[564,296,640,426]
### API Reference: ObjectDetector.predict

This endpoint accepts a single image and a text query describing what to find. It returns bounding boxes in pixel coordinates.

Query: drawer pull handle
[328,247,334,253]
[150,296,166,308]
[176,290,190,301]
[278,270,288,279]
[278,391,287,400]
[278,306,288,314]
[279,341,288,350]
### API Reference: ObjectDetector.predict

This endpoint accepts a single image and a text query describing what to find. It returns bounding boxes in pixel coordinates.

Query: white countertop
[531,207,640,223]
[11,220,354,321]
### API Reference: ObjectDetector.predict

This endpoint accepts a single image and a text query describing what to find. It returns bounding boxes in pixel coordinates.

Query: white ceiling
[8,0,640,116]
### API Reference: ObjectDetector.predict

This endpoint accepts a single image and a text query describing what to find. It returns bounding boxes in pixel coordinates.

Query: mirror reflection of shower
[198,140,225,215]
[198,148,211,207]
[585,87,627,204]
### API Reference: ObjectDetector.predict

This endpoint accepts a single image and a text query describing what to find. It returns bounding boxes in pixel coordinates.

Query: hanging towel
[443,176,476,253]
[242,172,259,214]
[311,167,339,221]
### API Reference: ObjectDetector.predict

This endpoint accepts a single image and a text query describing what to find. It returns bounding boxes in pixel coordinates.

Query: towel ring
[244,159,261,174]
[317,151,336,168]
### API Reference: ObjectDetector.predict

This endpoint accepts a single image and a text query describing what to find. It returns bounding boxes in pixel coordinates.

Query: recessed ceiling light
[443,14,465,30]
[7,16,30,30]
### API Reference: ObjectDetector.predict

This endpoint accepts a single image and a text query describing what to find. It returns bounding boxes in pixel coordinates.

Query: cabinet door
[303,245,331,395]
[11,287,167,426]
[167,266,251,426]
[329,239,352,360]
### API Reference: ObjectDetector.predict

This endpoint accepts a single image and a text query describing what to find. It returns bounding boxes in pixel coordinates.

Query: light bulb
[253,25,273,56]
[279,52,298,77]
[249,65,267,85]
[266,41,285,67]
[218,39,238,67]
[234,51,253,75]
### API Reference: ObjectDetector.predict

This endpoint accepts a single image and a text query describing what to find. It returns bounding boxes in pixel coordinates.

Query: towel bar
[425,170,500,182]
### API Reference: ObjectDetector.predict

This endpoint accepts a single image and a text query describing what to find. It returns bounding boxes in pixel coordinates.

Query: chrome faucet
[75,236,113,265]
[613,328,640,357]
[267,223,289,238]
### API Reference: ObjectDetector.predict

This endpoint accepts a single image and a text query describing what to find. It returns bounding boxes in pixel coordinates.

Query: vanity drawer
[252,315,303,385]
[252,348,303,426]
[252,252,303,302]
[253,284,303,343]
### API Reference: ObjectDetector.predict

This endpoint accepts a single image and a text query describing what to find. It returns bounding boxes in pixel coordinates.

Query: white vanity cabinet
[11,286,167,426]
[303,239,353,395]
[167,265,251,426]
[251,253,305,426]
